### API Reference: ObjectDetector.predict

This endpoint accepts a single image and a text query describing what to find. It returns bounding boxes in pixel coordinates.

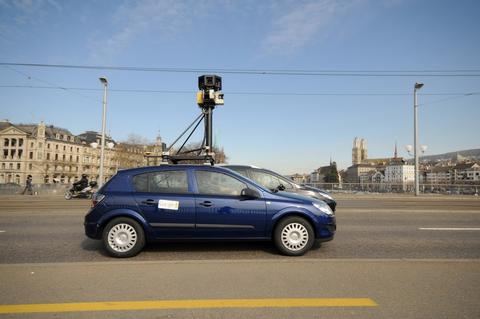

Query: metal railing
[304,182,480,195]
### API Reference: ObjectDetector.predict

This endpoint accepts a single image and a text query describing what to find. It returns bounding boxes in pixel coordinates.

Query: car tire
[274,216,314,256]
[102,217,145,258]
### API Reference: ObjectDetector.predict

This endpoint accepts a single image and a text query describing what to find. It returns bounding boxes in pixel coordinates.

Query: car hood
[270,190,324,206]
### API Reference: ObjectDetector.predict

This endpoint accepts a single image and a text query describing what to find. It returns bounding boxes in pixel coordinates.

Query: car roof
[117,164,231,175]
[221,164,260,169]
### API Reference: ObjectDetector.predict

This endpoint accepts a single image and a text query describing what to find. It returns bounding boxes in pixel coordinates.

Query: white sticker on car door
[158,199,180,210]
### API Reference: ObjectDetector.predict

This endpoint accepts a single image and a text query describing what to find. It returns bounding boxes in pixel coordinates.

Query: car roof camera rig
[160,75,224,166]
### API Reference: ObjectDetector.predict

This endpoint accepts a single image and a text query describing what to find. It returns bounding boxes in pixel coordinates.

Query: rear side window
[132,170,188,193]
[196,171,246,196]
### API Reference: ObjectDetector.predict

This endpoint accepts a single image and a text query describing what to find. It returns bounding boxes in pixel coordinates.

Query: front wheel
[102,217,145,258]
[64,190,72,200]
[274,216,314,256]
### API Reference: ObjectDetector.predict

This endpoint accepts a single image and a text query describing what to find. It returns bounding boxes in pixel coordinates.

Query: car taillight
[92,193,105,207]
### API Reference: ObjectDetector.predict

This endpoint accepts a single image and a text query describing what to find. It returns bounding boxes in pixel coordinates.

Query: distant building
[345,163,379,183]
[352,137,368,165]
[453,163,480,182]
[383,144,414,191]
[310,162,340,184]
[0,120,162,186]
[290,173,309,184]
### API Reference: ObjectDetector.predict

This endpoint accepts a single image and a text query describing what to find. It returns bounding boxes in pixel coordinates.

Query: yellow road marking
[0,298,377,314]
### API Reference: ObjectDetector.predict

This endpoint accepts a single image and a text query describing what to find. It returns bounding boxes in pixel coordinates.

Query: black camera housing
[198,75,222,91]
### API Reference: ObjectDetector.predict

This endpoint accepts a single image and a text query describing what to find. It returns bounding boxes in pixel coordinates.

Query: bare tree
[124,133,151,145]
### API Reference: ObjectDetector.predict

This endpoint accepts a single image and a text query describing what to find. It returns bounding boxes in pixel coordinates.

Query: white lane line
[419,227,480,231]
[0,230,5,233]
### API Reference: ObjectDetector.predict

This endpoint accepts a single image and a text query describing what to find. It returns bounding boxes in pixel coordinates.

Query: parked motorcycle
[65,181,98,200]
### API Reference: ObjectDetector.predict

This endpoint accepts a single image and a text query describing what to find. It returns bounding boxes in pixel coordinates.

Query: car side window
[251,171,293,190]
[132,173,149,192]
[277,176,294,189]
[196,171,246,196]
[132,170,188,193]
[150,170,188,193]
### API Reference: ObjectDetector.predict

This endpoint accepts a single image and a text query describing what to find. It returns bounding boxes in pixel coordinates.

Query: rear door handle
[199,201,213,207]
[141,199,156,206]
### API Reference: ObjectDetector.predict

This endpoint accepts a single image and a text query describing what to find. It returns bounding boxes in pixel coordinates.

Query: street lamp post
[414,82,424,196]
[99,77,108,188]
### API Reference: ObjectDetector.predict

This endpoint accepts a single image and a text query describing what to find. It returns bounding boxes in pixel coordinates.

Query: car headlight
[313,201,333,216]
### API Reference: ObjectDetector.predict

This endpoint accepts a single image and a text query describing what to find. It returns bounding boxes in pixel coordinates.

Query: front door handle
[199,201,213,207]
[141,199,156,206]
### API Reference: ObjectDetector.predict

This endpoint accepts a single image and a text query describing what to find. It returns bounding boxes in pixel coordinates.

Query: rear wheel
[102,217,145,258]
[274,216,314,256]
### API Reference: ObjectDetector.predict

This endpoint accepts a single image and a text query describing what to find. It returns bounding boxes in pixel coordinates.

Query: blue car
[84,165,336,257]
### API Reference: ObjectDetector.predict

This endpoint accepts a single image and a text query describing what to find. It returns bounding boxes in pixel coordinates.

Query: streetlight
[99,77,108,188]
[414,82,424,196]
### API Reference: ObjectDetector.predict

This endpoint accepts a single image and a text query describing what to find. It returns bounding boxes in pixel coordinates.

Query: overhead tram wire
[1,85,479,103]
[0,85,478,96]
[1,65,100,103]
[1,62,480,77]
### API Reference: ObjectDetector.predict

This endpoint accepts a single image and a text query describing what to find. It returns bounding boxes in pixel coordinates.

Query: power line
[1,62,480,77]
[2,66,100,102]
[1,84,479,97]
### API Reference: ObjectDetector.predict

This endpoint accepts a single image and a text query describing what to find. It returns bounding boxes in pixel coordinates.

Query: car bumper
[315,222,336,240]
[84,219,101,239]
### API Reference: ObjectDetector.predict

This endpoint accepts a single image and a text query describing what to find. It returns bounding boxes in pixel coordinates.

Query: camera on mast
[197,75,224,107]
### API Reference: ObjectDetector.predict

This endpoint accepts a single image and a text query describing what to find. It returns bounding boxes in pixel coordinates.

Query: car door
[194,170,267,238]
[133,169,196,239]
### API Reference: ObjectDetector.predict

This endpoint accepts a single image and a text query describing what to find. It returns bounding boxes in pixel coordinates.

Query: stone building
[0,120,163,186]
[352,137,368,165]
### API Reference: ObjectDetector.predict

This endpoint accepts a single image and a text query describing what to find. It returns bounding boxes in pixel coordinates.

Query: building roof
[454,163,479,170]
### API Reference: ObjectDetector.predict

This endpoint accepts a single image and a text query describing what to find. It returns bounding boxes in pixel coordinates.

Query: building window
[9,163,13,169]
[63,146,66,151]
[18,149,23,158]
[11,139,17,147]
[55,144,59,150]
[47,143,50,149]
[62,154,66,161]
[55,154,58,161]
[47,153,50,160]
[3,149,7,158]
[70,155,73,161]
[29,163,32,170]
[29,152,33,159]
[10,149,16,158]
[76,156,79,162]
[19,139,23,147]
[70,146,73,152]
[30,142,34,148]
[76,147,79,153]
[17,163,20,170]
[4,138,8,147]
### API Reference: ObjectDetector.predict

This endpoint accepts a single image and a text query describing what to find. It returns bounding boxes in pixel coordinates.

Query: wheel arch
[270,210,317,239]
[97,209,153,240]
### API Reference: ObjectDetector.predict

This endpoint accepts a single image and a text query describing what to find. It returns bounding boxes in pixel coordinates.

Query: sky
[0,0,479,174]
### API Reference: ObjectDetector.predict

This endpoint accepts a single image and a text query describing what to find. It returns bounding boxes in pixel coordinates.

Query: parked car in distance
[84,165,336,258]
[223,165,336,212]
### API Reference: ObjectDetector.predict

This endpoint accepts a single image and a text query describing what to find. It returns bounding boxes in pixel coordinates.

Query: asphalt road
[0,194,479,318]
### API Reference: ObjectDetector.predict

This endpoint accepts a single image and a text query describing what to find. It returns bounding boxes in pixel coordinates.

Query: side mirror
[241,188,260,199]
